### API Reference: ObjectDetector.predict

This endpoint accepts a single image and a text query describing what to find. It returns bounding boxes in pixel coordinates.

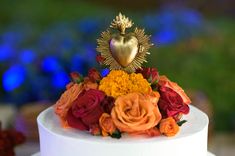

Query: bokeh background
[0,0,234,155]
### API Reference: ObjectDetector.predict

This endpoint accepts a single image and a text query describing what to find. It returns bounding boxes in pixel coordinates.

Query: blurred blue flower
[2,31,23,45]
[158,11,175,28]
[181,9,202,26]
[3,65,25,91]
[71,54,85,73]
[52,72,69,89]
[84,44,96,63]
[41,56,62,73]
[144,7,204,46]
[20,49,36,64]
[38,33,54,50]
[153,29,177,45]
[101,68,110,77]
[78,19,99,34]
[0,44,14,61]
[60,37,74,51]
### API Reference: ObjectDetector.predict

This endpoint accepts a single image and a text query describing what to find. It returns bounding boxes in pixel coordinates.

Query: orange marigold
[99,70,151,98]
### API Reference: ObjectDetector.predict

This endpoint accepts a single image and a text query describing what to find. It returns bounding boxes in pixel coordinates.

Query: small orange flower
[88,68,102,82]
[159,117,179,137]
[90,124,101,136]
[83,77,98,90]
[99,113,116,136]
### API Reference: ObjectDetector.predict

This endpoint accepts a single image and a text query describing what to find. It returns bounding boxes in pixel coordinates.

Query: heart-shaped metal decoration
[110,35,139,67]
[97,13,152,72]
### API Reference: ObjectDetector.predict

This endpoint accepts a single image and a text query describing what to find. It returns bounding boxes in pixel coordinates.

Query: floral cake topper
[54,13,191,139]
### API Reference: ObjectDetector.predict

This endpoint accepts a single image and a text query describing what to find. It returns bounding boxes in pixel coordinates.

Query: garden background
[0,0,234,148]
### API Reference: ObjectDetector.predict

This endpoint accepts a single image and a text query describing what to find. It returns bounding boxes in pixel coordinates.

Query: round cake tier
[37,105,209,156]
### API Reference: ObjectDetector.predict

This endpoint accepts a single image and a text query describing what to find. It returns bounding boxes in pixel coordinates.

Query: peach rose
[54,83,83,126]
[99,113,117,136]
[159,117,179,137]
[158,75,191,104]
[111,93,162,133]
[147,91,160,106]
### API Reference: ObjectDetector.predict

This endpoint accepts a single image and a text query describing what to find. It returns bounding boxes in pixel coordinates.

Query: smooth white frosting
[37,105,209,156]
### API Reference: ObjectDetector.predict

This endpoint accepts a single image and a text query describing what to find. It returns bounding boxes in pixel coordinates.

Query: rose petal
[67,109,88,131]
[111,93,162,133]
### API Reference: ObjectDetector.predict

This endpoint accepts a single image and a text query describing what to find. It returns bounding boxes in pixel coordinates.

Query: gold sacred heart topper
[97,13,153,72]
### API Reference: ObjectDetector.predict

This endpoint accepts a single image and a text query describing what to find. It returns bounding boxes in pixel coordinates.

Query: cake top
[40,105,208,142]
[53,13,192,139]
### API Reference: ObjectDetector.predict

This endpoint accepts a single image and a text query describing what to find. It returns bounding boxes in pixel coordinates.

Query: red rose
[136,67,159,84]
[5,130,26,146]
[101,96,115,114]
[0,125,26,156]
[67,89,105,131]
[158,76,191,105]
[96,55,105,65]
[70,72,83,83]
[158,86,189,119]
[88,68,102,82]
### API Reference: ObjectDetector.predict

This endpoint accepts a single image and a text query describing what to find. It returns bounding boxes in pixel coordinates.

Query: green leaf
[74,76,84,84]
[111,130,122,139]
[152,79,158,85]
[148,75,153,83]
[177,120,187,126]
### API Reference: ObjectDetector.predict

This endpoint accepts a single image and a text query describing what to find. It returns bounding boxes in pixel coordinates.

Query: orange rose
[158,75,191,104]
[54,83,83,126]
[111,93,162,133]
[66,82,75,90]
[99,113,117,136]
[159,117,179,137]
[147,91,160,106]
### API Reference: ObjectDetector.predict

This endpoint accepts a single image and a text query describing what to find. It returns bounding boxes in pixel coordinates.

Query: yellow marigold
[99,70,151,98]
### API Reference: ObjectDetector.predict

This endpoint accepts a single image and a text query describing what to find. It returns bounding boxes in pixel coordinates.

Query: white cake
[37,105,209,156]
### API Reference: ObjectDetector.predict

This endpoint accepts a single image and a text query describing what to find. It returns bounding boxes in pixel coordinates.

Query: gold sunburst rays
[96,13,153,73]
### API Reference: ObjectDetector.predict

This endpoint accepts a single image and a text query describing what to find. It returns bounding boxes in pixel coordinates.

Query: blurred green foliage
[0,0,112,27]
[147,18,235,131]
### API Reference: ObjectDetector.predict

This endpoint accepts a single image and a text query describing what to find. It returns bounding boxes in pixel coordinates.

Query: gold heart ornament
[110,35,139,67]
[97,13,152,72]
